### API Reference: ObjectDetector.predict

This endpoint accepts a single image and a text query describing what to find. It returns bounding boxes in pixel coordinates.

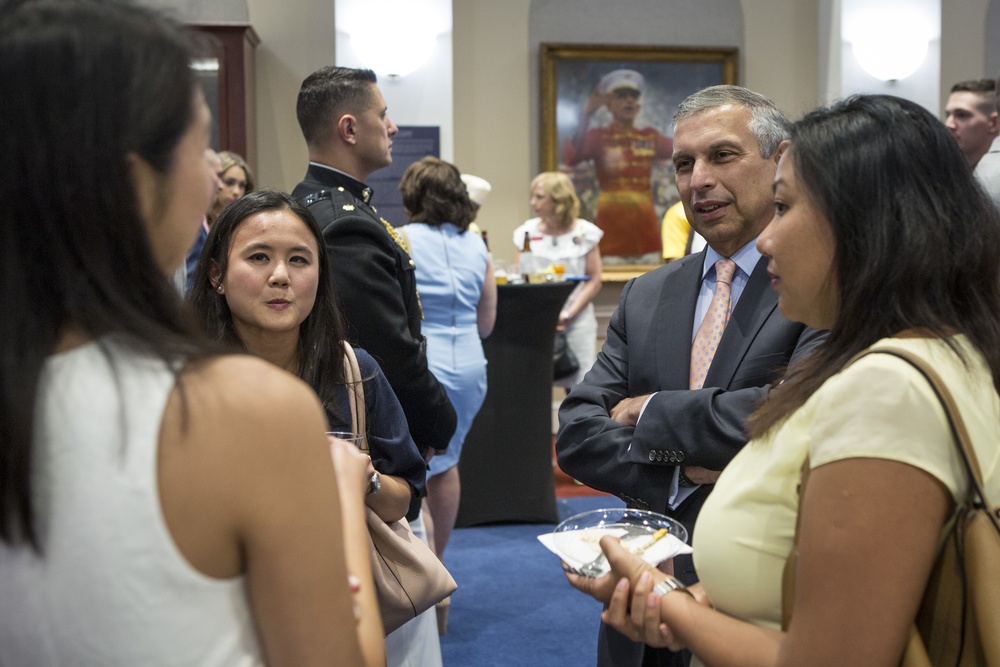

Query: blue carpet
[440,496,625,666]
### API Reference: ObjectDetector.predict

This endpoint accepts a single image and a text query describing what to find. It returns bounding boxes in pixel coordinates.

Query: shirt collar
[308,162,374,203]
[701,238,762,281]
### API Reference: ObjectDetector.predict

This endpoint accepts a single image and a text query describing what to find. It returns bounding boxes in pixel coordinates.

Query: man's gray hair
[674,85,791,158]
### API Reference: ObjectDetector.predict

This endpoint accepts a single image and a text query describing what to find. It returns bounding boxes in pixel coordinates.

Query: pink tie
[689,259,737,390]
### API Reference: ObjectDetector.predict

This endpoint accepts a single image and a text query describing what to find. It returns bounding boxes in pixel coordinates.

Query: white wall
[942,0,994,112]
[245,0,333,191]
[453,0,534,263]
[987,1,1000,80]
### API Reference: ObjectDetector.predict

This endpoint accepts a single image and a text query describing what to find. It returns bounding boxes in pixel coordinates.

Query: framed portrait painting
[540,43,738,278]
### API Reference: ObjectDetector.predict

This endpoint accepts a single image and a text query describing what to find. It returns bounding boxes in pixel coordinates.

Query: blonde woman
[209,150,255,224]
[513,172,603,387]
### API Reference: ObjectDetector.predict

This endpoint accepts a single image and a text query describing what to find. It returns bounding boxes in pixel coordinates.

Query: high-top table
[455,280,577,527]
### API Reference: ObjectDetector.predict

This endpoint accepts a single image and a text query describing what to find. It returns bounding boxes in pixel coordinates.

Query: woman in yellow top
[569,94,1000,666]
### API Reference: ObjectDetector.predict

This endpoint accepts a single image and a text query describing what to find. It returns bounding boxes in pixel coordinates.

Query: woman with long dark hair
[189,189,426,527]
[0,3,383,664]
[569,95,1000,666]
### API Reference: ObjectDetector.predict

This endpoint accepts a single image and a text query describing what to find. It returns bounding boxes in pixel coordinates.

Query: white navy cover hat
[461,174,492,206]
[599,69,645,94]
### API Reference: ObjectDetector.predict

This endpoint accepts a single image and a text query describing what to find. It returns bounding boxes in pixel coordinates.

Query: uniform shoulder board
[302,187,359,213]
[301,189,333,206]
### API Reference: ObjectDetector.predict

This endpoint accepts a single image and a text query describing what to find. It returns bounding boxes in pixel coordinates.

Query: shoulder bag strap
[341,341,368,454]
[781,458,811,630]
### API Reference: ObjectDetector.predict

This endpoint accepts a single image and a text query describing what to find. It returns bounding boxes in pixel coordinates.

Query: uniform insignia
[380,218,410,254]
[343,204,355,211]
[379,218,423,319]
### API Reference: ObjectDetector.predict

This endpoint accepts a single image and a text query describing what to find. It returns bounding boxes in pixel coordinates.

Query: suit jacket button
[648,451,656,462]
[677,451,685,462]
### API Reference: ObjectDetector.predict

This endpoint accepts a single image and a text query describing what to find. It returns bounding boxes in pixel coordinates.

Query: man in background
[945,78,1000,206]
[291,66,456,466]
[291,64,454,667]
[557,86,825,667]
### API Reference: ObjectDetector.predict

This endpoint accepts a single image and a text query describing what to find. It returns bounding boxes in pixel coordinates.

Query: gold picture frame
[540,43,738,280]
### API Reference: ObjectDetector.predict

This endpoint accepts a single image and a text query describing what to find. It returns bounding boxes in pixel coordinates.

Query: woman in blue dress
[399,157,497,564]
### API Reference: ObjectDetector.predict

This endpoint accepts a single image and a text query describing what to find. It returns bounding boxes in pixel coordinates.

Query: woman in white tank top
[0,3,384,665]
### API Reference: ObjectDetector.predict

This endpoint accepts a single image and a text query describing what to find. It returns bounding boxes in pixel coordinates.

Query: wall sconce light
[350,29,436,79]
[345,0,448,79]
[847,6,933,82]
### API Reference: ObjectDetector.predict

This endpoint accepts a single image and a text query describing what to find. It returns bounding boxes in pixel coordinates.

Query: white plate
[538,508,691,577]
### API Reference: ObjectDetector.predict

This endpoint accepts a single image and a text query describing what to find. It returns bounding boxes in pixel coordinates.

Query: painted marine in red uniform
[563,69,672,257]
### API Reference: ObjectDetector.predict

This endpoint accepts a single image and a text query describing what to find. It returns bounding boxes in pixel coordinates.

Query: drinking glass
[326,431,364,449]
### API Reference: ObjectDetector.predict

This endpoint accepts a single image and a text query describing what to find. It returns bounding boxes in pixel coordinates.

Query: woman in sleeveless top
[568,96,1000,666]
[0,3,384,665]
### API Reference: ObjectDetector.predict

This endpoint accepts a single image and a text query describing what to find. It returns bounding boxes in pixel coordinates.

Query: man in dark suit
[556,86,825,667]
[291,66,456,475]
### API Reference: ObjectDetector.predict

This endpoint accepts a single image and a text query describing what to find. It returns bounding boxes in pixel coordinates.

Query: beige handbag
[782,347,1000,666]
[341,342,457,635]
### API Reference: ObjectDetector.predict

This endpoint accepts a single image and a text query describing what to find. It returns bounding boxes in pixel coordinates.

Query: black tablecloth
[455,281,576,526]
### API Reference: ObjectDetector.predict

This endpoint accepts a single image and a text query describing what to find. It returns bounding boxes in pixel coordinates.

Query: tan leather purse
[342,342,457,635]
[782,347,1000,666]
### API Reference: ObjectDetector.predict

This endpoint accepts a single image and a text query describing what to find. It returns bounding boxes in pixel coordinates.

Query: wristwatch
[677,468,697,488]
[368,471,381,496]
[653,576,693,598]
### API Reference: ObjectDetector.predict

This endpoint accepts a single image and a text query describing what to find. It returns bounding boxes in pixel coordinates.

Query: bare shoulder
[158,353,333,577]
[182,355,321,422]
[166,353,330,474]
[185,353,305,392]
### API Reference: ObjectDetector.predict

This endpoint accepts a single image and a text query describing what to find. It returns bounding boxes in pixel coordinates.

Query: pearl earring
[216,284,224,294]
